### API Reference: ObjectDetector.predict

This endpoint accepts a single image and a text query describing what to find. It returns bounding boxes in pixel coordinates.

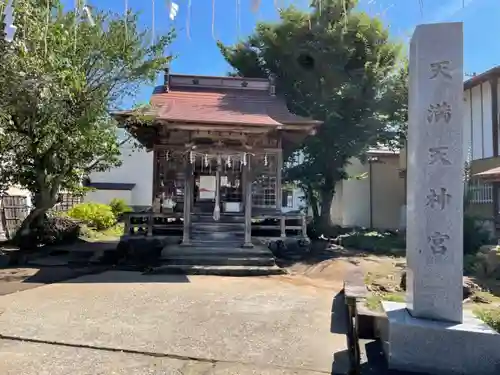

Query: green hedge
[67,202,116,230]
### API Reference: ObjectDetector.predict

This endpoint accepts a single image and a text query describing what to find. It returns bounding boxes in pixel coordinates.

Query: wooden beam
[491,76,499,157]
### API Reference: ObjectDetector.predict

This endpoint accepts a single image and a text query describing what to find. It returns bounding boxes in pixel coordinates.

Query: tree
[0,0,174,242]
[219,0,403,229]
[377,59,408,150]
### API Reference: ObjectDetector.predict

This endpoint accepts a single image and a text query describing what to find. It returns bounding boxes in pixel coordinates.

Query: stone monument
[381,22,500,375]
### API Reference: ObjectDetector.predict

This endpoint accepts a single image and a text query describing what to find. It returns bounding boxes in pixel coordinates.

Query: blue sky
[77,0,500,108]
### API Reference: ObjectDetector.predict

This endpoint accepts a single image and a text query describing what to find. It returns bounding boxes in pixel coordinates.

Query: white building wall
[464,82,497,163]
[498,82,500,154]
[482,82,493,158]
[463,89,472,162]
[336,159,371,228]
[470,85,484,160]
[85,140,154,207]
[85,190,133,206]
[330,182,344,225]
[282,187,306,213]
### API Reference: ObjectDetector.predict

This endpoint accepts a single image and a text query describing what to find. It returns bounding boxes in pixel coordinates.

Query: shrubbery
[67,202,116,230]
[339,230,405,254]
[463,215,492,255]
[40,216,81,245]
[109,198,132,217]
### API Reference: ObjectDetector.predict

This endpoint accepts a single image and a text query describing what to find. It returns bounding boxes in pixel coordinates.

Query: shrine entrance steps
[155,213,285,276]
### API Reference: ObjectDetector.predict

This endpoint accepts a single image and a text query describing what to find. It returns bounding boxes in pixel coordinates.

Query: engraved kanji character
[426,188,451,210]
[430,60,452,80]
[427,102,452,124]
[429,147,451,165]
[428,232,450,255]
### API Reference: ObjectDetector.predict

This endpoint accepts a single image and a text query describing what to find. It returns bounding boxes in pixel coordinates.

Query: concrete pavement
[0,271,349,374]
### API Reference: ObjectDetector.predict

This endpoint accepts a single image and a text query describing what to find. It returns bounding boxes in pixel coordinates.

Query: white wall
[85,190,132,206]
[338,158,371,228]
[464,81,497,163]
[86,139,154,207]
[282,187,306,213]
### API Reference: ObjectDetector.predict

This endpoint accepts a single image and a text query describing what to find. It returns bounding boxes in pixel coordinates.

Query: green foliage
[39,216,81,245]
[68,202,116,230]
[366,292,405,312]
[467,246,500,279]
[109,198,132,217]
[0,0,174,235]
[80,223,125,241]
[218,0,405,226]
[463,215,492,255]
[339,230,405,254]
[474,308,500,333]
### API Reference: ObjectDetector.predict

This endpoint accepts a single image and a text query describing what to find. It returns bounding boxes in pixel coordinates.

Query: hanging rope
[211,0,215,39]
[2,0,17,43]
[44,0,50,56]
[124,0,128,45]
[186,0,192,40]
[236,0,240,39]
[73,0,79,53]
[250,0,261,13]
[151,0,155,45]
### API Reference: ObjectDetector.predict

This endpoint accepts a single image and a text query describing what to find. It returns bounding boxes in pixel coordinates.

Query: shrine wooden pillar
[276,149,283,213]
[181,156,192,245]
[242,155,253,248]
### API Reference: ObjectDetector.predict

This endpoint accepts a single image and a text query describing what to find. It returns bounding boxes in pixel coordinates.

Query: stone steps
[186,239,244,248]
[146,264,286,276]
[191,214,244,224]
[165,255,276,267]
[162,245,271,258]
[191,223,244,231]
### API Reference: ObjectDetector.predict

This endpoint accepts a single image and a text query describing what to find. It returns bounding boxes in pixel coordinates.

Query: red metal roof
[150,86,319,127]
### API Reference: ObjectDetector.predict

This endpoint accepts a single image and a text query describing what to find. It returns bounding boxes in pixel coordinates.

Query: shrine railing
[123,212,183,237]
[250,212,308,239]
[123,211,308,238]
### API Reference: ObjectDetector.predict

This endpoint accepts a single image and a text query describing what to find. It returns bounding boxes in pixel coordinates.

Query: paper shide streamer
[2,0,17,43]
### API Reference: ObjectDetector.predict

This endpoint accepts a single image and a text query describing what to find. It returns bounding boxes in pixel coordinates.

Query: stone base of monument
[381,301,500,375]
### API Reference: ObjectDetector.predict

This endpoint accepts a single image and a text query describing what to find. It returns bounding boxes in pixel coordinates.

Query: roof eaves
[463,66,500,90]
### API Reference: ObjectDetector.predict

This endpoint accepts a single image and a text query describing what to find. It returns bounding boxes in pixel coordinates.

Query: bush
[68,202,116,230]
[109,198,132,217]
[463,215,492,255]
[339,230,406,253]
[39,216,80,245]
[474,308,500,333]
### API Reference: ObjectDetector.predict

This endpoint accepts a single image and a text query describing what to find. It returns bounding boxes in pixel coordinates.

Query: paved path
[0,271,349,374]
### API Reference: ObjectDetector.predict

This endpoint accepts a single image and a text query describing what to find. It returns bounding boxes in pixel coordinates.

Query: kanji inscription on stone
[427,102,452,124]
[429,147,451,165]
[428,232,450,255]
[426,188,451,210]
[430,60,452,80]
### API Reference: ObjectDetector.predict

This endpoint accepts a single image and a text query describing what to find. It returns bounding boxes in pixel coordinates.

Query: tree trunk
[308,190,320,222]
[13,189,58,248]
[319,190,334,232]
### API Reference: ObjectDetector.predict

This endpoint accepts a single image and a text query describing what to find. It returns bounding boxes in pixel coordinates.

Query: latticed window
[252,153,277,208]
[467,179,493,204]
[155,150,184,201]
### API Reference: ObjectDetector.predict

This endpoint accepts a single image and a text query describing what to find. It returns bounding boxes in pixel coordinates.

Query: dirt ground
[282,246,405,290]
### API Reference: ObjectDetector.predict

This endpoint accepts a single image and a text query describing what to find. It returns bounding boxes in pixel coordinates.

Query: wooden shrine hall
[113,70,320,250]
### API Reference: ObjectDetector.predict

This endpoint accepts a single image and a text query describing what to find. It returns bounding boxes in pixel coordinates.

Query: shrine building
[111,70,320,255]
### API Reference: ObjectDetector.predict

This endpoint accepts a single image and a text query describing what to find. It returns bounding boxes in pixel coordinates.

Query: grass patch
[365,292,405,312]
[473,291,500,304]
[80,223,124,241]
[339,230,406,255]
[474,307,500,333]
